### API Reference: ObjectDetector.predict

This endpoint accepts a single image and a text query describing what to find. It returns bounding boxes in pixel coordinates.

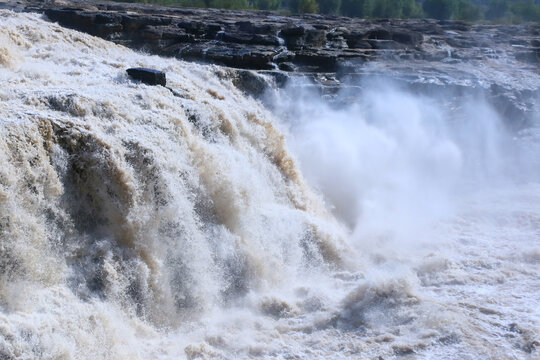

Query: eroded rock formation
[4,0,540,123]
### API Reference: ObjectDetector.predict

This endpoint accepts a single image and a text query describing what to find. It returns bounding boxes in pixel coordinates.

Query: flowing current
[1,11,540,359]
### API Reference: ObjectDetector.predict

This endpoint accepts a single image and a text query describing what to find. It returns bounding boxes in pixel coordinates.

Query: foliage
[455,0,482,20]
[299,0,320,12]
[484,0,510,20]
[402,0,424,17]
[208,0,250,9]
[255,0,281,9]
[318,0,341,14]
[340,0,373,17]
[289,0,319,12]
[423,0,456,19]
[510,0,540,22]
[112,0,540,23]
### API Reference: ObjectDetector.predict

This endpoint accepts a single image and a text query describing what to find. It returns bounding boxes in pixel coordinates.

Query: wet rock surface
[127,67,167,86]
[4,0,540,123]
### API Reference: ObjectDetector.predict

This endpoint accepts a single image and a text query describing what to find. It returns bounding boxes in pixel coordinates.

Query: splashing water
[1,11,539,359]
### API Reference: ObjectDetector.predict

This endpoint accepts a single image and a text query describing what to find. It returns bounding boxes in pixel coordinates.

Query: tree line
[120,0,540,22]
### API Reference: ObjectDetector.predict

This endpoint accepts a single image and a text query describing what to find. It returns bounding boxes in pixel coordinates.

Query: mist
[271,79,540,253]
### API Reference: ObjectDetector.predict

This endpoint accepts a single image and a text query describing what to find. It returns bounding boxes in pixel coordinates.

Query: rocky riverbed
[3,0,540,123]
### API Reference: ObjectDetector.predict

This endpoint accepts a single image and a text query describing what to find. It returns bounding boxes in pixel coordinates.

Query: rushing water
[1,11,539,359]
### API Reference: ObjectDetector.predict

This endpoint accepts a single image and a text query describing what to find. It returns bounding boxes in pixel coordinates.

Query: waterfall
[1,10,539,359]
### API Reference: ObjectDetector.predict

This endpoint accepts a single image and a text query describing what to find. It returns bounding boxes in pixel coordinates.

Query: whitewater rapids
[1,11,539,359]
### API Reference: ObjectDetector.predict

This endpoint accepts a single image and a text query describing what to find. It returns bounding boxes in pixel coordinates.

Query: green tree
[208,0,249,8]
[455,0,481,21]
[372,0,400,17]
[255,0,280,9]
[288,0,318,12]
[299,0,319,12]
[402,0,423,17]
[340,0,373,17]
[484,0,509,20]
[423,0,456,19]
[510,1,540,22]
[318,0,341,14]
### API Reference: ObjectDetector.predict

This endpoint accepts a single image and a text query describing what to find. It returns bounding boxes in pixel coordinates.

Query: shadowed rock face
[127,67,167,86]
[16,0,535,71]
[6,0,540,123]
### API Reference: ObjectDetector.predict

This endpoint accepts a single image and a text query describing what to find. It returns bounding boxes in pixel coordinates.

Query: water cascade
[1,11,539,359]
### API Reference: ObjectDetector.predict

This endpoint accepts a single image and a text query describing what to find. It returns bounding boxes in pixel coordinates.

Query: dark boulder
[439,20,470,32]
[232,70,269,97]
[126,68,166,86]
[515,50,540,64]
[206,24,224,38]
[27,0,540,121]
[294,50,338,72]
[392,31,423,46]
[367,39,403,50]
[177,20,207,35]
[365,28,392,40]
[140,25,163,40]
[45,9,95,29]
[218,32,280,46]
[94,13,122,24]
[305,29,327,47]
[280,26,306,37]
[160,27,196,42]
[94,22,123,37]
[236,20,253,32]
[346,38,373,49]
[122,15,171,32]
[278,62,296,71]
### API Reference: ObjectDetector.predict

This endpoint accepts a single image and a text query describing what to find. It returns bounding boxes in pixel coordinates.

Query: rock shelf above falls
[7,0,540,124]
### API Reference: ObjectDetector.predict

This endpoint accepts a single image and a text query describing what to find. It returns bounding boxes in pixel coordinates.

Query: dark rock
[510,39,529,46]
[409,22,443,35]
[45,9,95,28]
[236,20,252,32]
[122,15,171,32]
[515,50,539,63]
[250,23,279,34]
[280,26,308,50]
[305,29,326,47]
[126,68,166,86]
[94,13,121,24]
[278,62,296,71]
[439,20,470,32]
[263,71,289,88]
[218,32,280,46]
[206,24,223,38]
[18,0,540,123]
[273,50,295,63]
[280,26,306,37]
[191,44,276,70]
[294,50,338,72]
[160,27,196,42]
[94,22,123,37]
[140,25,163,40]
[232,70,269,97]
[346,37,373,49]
[177,20,207,35]
[367,39,403,50]
[445,37,477,48]
[366,28,392,40]
[425,50,449,61]
[392,31,422,46]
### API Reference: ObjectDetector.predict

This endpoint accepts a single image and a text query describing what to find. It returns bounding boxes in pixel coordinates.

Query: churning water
[1,11,539,359]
